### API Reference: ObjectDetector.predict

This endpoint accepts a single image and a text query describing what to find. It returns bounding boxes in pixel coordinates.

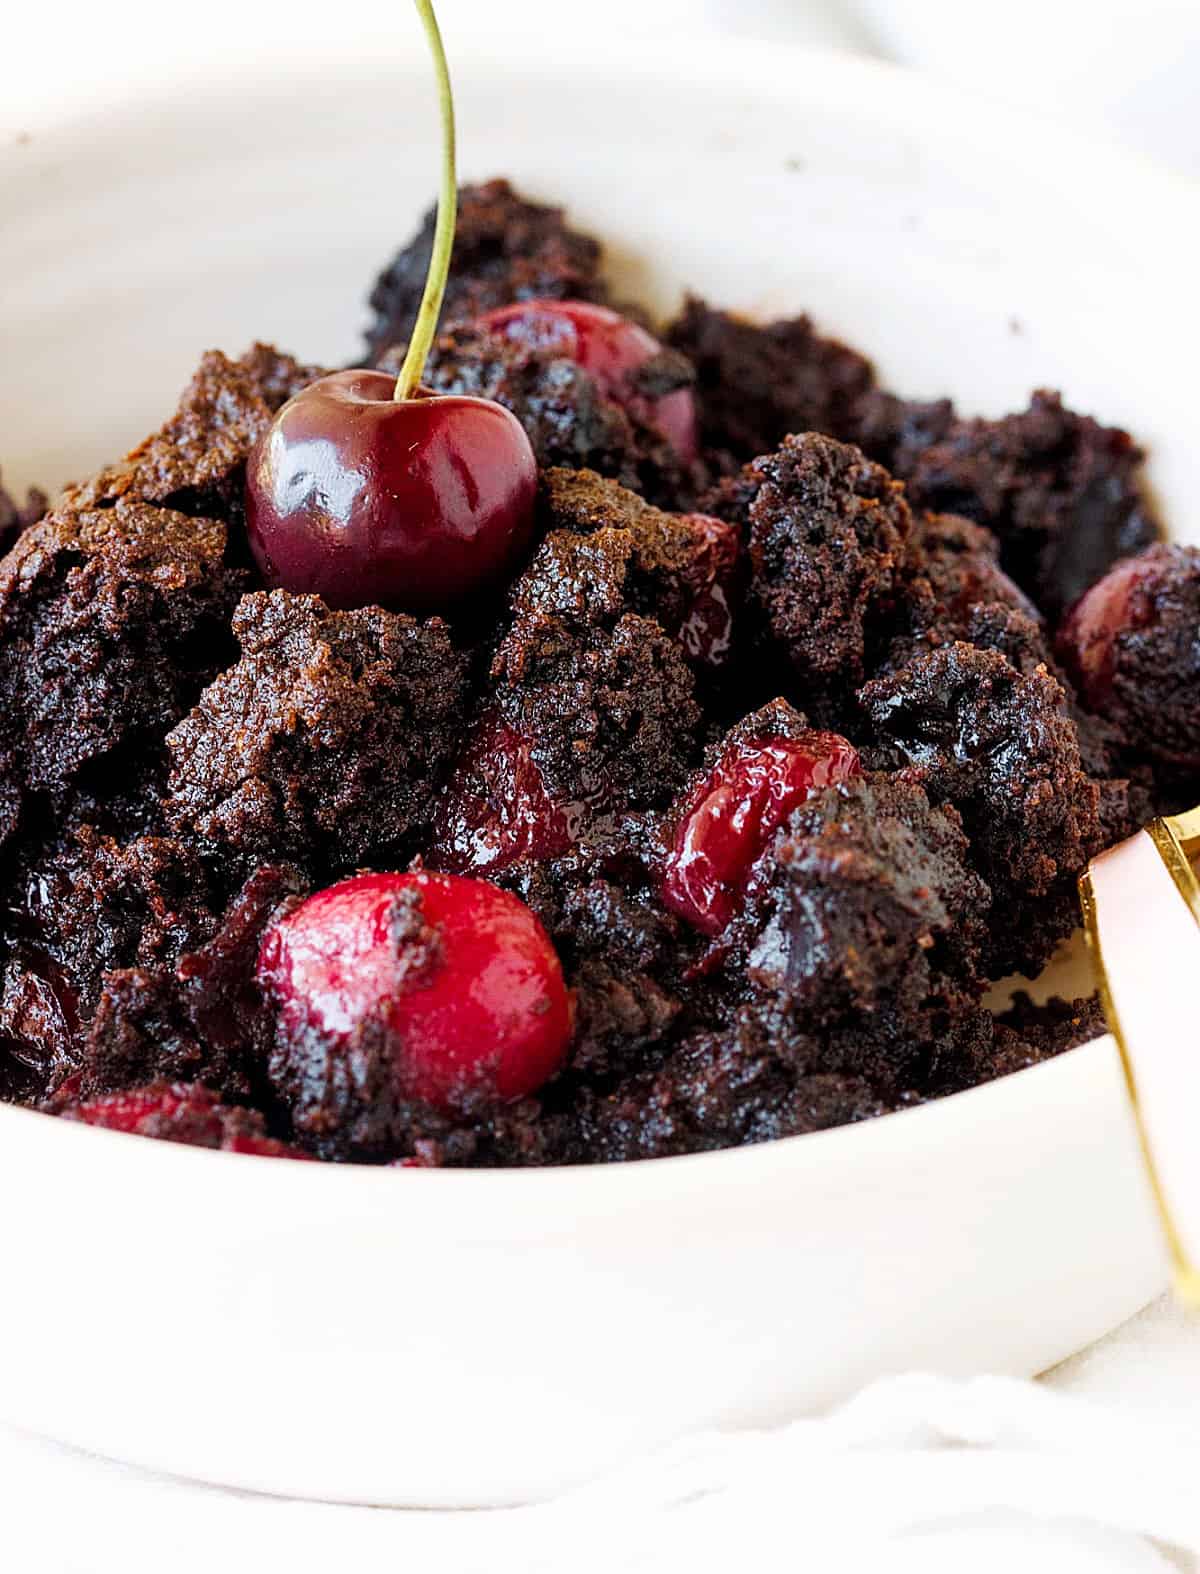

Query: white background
[4,0,1200,177]
[3,3,1200,1570]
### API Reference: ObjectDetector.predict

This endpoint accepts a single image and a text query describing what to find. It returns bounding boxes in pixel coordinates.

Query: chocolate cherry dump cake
[2,122,1197,1163]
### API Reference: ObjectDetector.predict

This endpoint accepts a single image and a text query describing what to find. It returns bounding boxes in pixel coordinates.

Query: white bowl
[1,38,1196,1507]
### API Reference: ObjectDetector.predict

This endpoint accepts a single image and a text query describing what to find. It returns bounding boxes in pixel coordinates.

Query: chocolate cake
[3,179,1191,1166]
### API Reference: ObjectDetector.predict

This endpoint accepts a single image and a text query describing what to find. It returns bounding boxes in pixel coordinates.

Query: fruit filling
[662,733,862,936]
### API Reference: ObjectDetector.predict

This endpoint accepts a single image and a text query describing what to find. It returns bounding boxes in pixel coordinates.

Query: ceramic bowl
[1,36,1196,1507]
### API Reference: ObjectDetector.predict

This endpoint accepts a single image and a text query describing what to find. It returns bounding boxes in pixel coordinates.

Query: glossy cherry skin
[58,1083,310,1158]
[677,513,739,667]
[476,299,699,463]
[1058,554,1154,709]
[661,732,862,936]
[431,712,582,877]
[245,370,538,613]
[257,871,572,1114]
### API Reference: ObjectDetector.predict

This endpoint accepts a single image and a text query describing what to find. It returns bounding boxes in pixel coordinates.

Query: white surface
[4,1317,1200,1573]
[4,1,1199,178]
[2,8,1200,1568]
[852,0,1200,179]
[0,0,873,135]
[0,1041,1170,1506]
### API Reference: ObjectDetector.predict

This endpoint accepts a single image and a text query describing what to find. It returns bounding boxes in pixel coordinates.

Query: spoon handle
[1081,806,1200,1301]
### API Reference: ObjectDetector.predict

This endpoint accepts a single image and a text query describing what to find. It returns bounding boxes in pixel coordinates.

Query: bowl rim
[0,1031,1119,1200]
[7,36,1200,245]
[1,34,1188,1199]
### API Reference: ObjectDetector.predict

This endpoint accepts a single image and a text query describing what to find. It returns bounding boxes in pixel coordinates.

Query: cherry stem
[394,0,457,403]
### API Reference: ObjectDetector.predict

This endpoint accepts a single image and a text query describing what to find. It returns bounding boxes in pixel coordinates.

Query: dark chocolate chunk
[167,590,470,879]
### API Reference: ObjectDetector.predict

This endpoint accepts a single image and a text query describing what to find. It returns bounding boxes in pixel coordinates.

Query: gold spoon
[1081,804,1200,1300]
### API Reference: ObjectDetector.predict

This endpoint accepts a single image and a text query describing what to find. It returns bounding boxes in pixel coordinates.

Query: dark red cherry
[431,712,582,876]
[257,870,572,1113]
[1058,553,1155,709]
[678,512,739,666]
[246,1,535,615]
[245,369,538,613]
[661,731,862,935]
[477,299,699,463]
[56,1082,310,1158]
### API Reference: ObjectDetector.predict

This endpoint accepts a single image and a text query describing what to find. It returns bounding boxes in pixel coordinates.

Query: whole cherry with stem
[246,0,538,614]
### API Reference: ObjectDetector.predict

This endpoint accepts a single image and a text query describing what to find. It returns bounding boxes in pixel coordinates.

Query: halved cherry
[662,731,862,935]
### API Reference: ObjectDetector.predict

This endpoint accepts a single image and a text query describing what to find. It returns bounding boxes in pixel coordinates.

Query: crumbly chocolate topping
[2,178,1177,1165]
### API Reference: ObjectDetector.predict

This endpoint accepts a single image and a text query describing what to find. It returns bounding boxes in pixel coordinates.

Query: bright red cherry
[257,871,573,1113]
[477,299,699,463]
[245,1,538,615]
[1058,553,1154,709]
[431,712,582,876]
[661,732,862,935]
[57,1083,310,1158]
[245,370,538,612]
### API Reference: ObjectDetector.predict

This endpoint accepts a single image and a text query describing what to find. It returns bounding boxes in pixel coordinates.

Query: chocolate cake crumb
[706,432,911,718]
[512,467,738,663]
[563,1016,899,1162]
[664,304,1159,621]
[0,498,245,844]
[997,991,1106,1055]
[730,775,989,1082]
[903,511,1040,633]
[0,470,48,555]
[166,590,470,880]
[0,194,1179,1166]
[76,863,305,1102]
[11,829,214,1021]
[366,179,606,359]
[665,296,876,469]
[67,346,323,523]
[860,642,1102,976]
[849,388,957,475]
[894,390,1159,619]
[492,611,702,812]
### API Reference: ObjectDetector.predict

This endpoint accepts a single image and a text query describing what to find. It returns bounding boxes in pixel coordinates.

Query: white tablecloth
[3,1294,1198,1573]
[3,3,1199,1569]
